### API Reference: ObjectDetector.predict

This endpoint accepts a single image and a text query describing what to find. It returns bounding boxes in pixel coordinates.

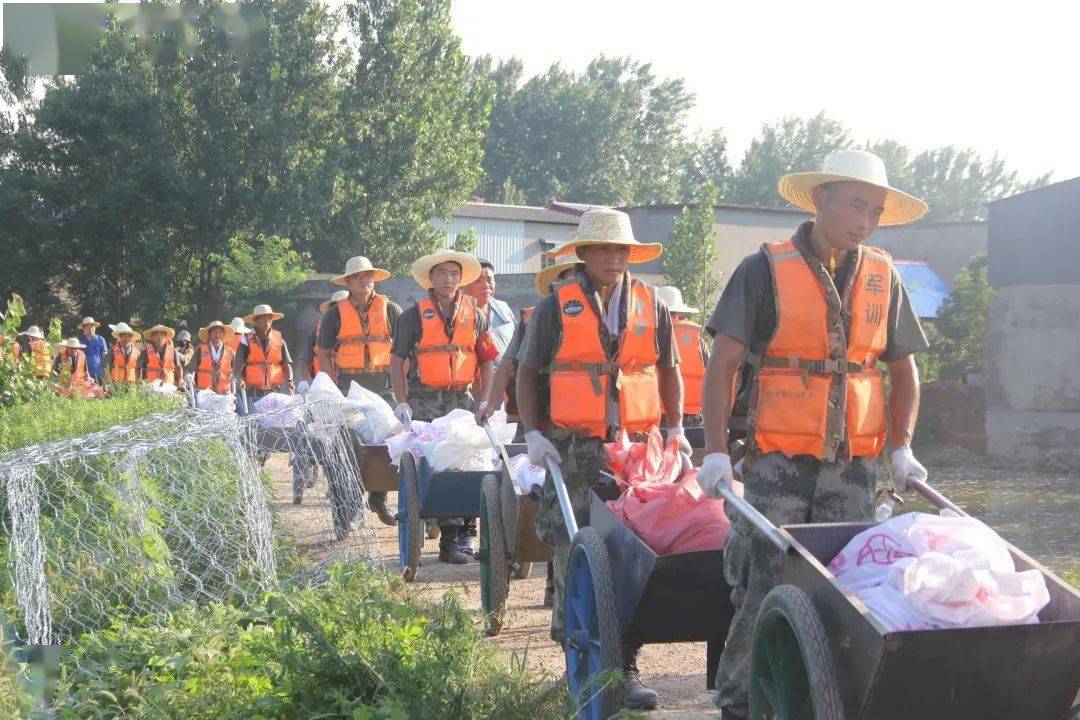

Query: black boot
[438,526,470,564]
[622,645,659,710]
[369,492,397,526]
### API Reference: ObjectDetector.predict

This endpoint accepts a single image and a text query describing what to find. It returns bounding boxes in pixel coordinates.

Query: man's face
[150,331,165,346]
[253,315,273,333]
[346,271,375,298]
[118,333,133,346]
[464,267,495,305]
[429,261,463,299]
[82,324,96,337]
[812,182,888,253]
[579,244,631,287]
[209,328,224,344]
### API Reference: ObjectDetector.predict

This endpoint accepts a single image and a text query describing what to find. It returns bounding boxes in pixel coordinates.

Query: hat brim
[411,251,482,290]
[534,261,580,295]
[243,312,285,322]
[108,325,142,341]
[19,331,44,340]
[330,267,392,286]
[666,303,699,315]
[146,327,176,341]
[777,172,928,226]
[198,326,237,342]
[550,239,664,264]
[80,320,100,327]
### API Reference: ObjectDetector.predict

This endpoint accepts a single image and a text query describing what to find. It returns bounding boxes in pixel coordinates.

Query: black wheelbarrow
[478,423,548,635]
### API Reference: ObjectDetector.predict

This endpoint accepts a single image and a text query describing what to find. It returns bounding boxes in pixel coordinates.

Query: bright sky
[452,0,1079,182]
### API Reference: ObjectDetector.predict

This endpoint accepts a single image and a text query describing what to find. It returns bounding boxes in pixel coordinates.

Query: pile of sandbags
[385,408,517,472]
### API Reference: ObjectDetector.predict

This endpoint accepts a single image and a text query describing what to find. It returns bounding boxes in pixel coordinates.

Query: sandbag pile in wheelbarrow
[603,429,737,556]
[304,372,399,443]
[828,512,1050,631]
[384,408,517,472]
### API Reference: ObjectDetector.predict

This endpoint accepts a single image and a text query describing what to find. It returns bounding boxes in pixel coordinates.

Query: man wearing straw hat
[236,304,295,398]
[17,326,51,378]
[77,317,108,383]
[190,321,237,395]
[105,323,142,385]
[138,325,185,388]
[516,208,688,711]
[307,290,348,380]
[698,150,930,719]
[317,256,403,526]
[390,250,500,564]
[227,318,250,354]
[657,286,710,427]
[53,338,89,392]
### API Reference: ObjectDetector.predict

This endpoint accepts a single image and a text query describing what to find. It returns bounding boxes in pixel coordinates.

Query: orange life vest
[337,294,392,373]
[226,334,241,354]
[196,343,235,393]
[675,320,706,416]
[110,342,140,383]
[311,320,327,376]
[144,343,177,382]
[752,238,891,461]
[58,351,87,381]
[548,278,662,439]
[415,295,478,390]
[29,339,51,377]
[244,330,285,390]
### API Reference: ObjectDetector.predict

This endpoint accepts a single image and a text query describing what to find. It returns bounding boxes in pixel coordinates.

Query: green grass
[1063,568,1080,590]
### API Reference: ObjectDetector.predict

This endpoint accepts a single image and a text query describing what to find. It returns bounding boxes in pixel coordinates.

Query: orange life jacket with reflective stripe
[416,295,478,390]
[549,278,662,439]
[29,339,51,377]
[144,343,177,382]
[196,343,235,393]
[110,342,140,383]
[337,295,392,373]
[244,330,285,390]
[675,320,706,416]
[752,238,891,460]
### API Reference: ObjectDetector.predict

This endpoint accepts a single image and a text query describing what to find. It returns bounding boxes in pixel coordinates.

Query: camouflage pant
[411,387,475,529]
[714,450,876,714]
[683,413,703,428]
[537,435,609,643]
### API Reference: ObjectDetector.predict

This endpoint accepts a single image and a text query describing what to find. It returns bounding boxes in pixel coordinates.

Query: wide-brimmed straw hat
[549,208,663,264]
[108,322,142,341]
[656,286,699,315]
[777,149,928,226]
[320,290,350,313]
[535,260,579,295]
[244,304,285,322]
[79,316,100,328]
[229,317,252,335]
[145,324,176,341]
[410,251,482,289]
[18,326,45,340]
[198,320,236,342]
[56,337,83,349]
[330,256,392,286]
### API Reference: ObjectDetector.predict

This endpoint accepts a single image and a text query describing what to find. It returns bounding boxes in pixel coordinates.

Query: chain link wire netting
[0,397,379,646]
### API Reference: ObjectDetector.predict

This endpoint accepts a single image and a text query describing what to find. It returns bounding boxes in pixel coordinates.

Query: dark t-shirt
[315,294,402,395]
[235,331,293,379]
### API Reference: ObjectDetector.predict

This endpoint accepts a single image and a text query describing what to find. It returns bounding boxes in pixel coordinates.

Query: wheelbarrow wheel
[397,454,423,582]
[480,475,509,636]
[512,561,533,580]
[564,527,622,720]
[749,585,842,720]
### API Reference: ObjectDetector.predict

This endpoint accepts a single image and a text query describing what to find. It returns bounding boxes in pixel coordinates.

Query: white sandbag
[346,382,399,445]
[254,392,302,428]
[147,379,177,395]
[507,453,545,495]
[304,372,364,425]
[426,411,517,472]
[195,389,235,414]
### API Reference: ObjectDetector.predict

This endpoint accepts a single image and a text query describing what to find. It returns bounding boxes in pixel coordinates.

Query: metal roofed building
[893,260,951,319]
[431,202,579,274]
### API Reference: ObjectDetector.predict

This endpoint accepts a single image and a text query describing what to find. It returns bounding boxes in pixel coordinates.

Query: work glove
[525,429,561,468]
[473,400,492,426]
[666,425,693,457]
[695,452,734,499]
[889,446,927,494]
[394,402,413,426]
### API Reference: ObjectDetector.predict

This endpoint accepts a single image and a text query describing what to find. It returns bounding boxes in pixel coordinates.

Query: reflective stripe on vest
[548,278,661,439]
[752,238,891,460]
[196,343,235,393]
[110,343,140,383]
[244,330,285,390]
[30,339,51,377]
[145,343,177,381]
[416,295,478,390]
[337,295,392,373]
[675,321,706,416]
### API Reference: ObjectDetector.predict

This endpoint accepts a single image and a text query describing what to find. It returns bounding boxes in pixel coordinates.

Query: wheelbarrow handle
[185,373,197,409]
[908,476,968,517]
[482,420,516,474]
[710,481,792,554]
[546,457,580,540]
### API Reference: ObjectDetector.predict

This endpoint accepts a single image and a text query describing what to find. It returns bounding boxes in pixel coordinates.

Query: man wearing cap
[308,290,348,380]
[236,305,295,397]
[105,323,142,385]
[190,321,237,395]
[698,150,930,719]
[227,318,250,354]
[138,325,184,388]
[77,317,108,383]
[317,257,403,526]
[515,208,687,711]
[390,250,499,564]
[173,330,194,368]
[18,326,51,378]
[657,286,710,427]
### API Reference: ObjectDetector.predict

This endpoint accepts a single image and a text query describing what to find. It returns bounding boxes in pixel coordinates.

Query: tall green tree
[926,253,994,381]
[663,182,722,321]
[681,129,734,201]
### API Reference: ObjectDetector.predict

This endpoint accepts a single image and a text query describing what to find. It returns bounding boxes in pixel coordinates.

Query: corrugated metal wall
[432,217,527,274]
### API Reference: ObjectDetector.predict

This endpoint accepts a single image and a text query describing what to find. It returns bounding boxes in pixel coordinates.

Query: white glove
[666,426,693,457]
[394,402,412,426]
[696,452,734,499]
[890,445,927,493]
[525,429,561,468]
[473,400,491,425]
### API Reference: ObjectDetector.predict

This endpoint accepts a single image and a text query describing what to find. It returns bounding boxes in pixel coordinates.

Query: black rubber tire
[480,475,510,635]
[565,526,622,720]
[512,561,533,580]
[749,584,843,720]
[400,454,423,582]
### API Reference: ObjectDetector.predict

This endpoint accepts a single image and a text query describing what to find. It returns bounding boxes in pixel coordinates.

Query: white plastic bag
[195,389,235,414]
[346,382,399,445]
[254,392,303,428]
[507,453,545,495]
[147,379,177,395]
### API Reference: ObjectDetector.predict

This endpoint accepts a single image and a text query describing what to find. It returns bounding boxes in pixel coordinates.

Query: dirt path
[266,454,722,718]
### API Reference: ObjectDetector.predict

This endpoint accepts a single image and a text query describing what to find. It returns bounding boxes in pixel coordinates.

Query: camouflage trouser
[537,436,609,643]
[684,413,703,428]
[411,387,475,529]
[714,450,876,714]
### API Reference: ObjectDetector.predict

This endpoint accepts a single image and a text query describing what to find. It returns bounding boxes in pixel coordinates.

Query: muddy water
[897,466,1080,576]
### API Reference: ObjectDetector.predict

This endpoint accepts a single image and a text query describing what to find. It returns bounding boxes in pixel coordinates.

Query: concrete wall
[873,221,987,288]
